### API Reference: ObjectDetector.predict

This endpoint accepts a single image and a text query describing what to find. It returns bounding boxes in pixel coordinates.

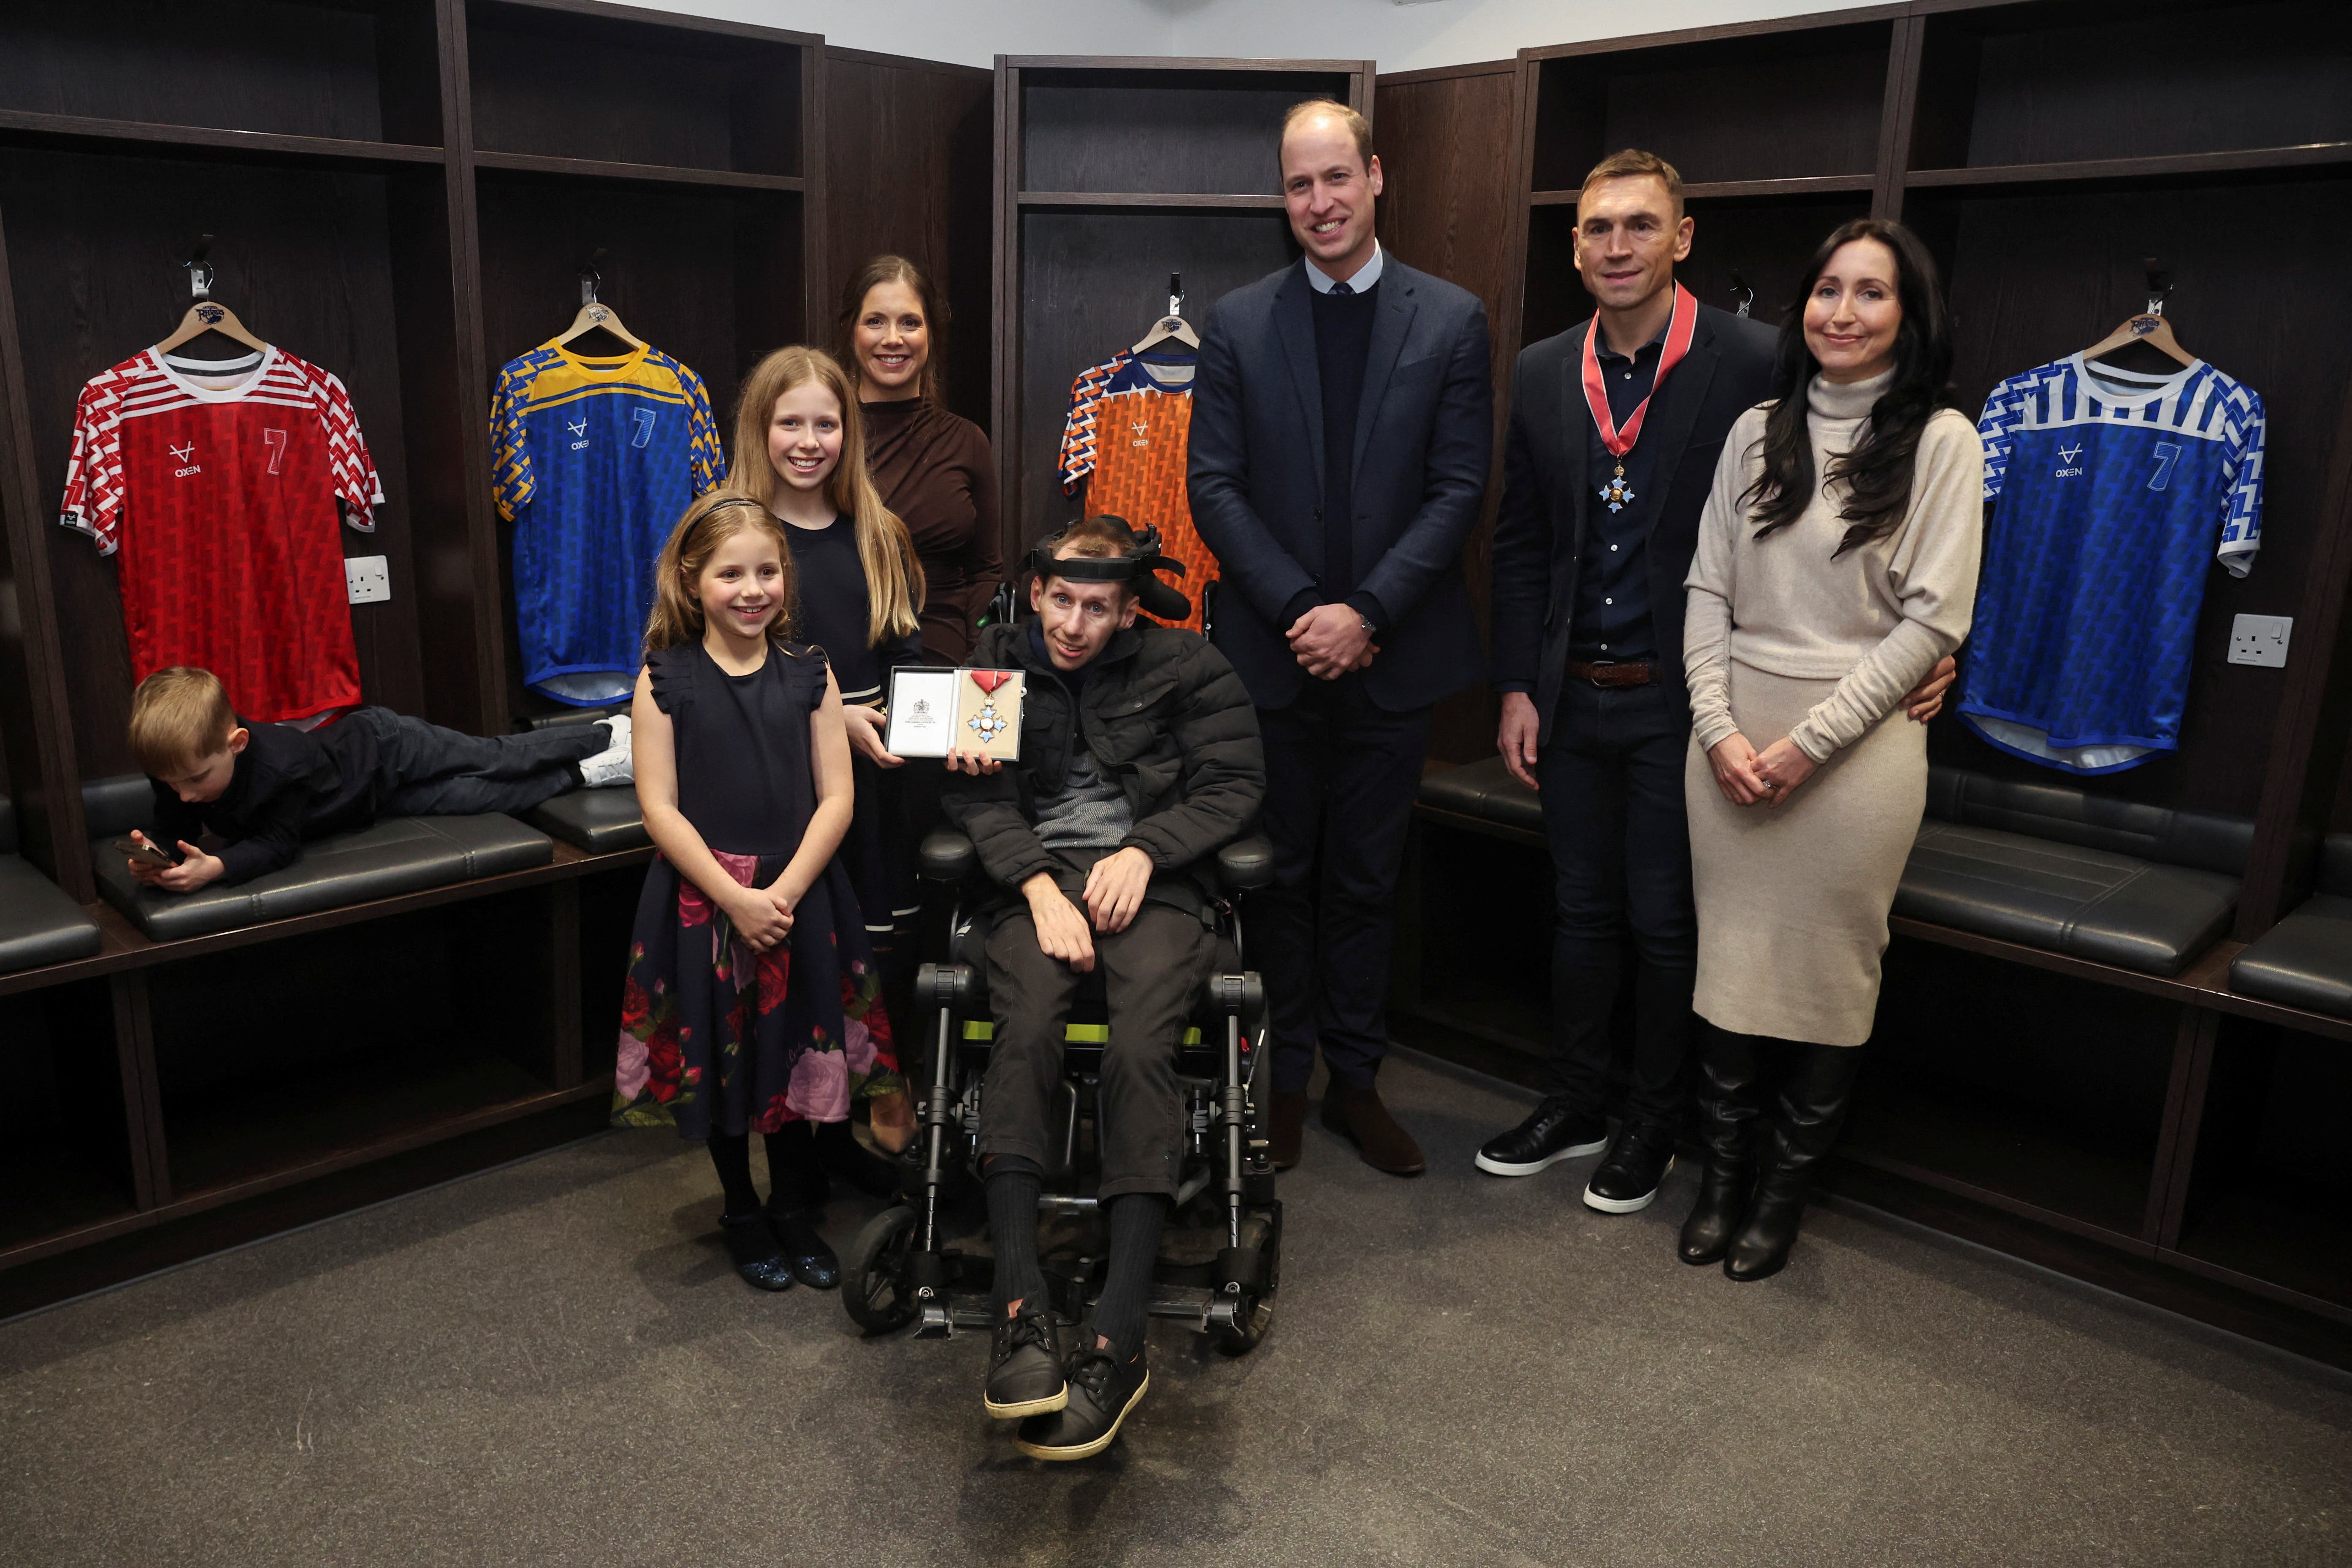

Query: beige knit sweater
[1685,370,1984,762]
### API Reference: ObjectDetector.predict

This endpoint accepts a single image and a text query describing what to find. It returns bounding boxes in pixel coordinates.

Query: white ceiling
[626,0,1887,75]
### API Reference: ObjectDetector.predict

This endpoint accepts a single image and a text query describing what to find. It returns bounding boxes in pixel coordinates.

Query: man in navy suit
[1189,100,1493,1176]
[1484,150,1951,1216]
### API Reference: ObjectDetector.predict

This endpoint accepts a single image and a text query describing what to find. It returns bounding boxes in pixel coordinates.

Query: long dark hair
[835,253,948,403]
[1745,218,1959,556]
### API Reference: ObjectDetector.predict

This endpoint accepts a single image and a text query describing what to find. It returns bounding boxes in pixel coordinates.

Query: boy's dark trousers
[975,857,1217,1201]
[350,708,606,817]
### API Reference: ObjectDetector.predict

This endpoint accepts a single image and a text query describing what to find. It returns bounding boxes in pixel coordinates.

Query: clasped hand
[1707,733,1818,807]
[723,879,799,951]
[1287,602,1378,681]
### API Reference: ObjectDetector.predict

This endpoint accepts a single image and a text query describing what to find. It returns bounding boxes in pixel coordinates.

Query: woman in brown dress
[838,255,1001,664]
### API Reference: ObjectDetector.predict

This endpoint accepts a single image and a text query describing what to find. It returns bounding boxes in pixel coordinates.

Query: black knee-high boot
[1724,1043,1864,1282]
[1678,1024,1763,1266]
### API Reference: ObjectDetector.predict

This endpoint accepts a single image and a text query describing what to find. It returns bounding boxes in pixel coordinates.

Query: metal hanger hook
[2142,257,2173,319]
[184,233,216,301]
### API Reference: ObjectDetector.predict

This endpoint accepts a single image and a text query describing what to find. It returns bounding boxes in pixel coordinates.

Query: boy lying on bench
[122,665,632,893]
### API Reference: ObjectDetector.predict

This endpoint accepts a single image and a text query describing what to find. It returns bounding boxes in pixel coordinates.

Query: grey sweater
[1684,371,1983,762]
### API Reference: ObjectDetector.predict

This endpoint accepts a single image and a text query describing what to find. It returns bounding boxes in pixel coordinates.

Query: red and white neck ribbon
[1582,282,1698,459]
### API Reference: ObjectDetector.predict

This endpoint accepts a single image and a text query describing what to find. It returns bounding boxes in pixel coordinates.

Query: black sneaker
[1016,1342,1149,1461]
[1583,1120,1678,1214]
[1474,1095,1609,1177]
[984,1304,1068,1419]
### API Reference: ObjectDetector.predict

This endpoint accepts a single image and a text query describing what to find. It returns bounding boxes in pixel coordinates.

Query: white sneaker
[578,714,633,788]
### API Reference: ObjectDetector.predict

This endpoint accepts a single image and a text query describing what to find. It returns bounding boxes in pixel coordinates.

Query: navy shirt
[782,513,924,706]
[148,716,382,886]
[1569,322,1669,663]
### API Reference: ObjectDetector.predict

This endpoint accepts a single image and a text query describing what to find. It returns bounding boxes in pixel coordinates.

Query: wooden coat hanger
[155,238,268,358]
[2084,259,2196,370]
[558,256,644,357]
[1130,271,1200,355]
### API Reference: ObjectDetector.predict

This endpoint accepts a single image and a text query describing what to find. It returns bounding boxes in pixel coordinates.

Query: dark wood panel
[0,147,432,780]
[1907,144,2352,192]
[465,0,802,175]
[1916,178,2352,819]
[1920,0,2352,169]
[1012,209,1295,551]
[1530,23,1893,190]
[1377,65,1520,763]
[1020,70,1357,197]
[473,173,802,724]
[472,149,802,192]
[824,51,994,425]
[0,0,440,145]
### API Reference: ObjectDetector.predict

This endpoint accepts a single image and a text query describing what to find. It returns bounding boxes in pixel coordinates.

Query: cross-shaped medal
[1597,462,1634,513]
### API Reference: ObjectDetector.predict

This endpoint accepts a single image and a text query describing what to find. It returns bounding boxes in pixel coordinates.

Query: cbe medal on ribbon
[883,667,1026,761]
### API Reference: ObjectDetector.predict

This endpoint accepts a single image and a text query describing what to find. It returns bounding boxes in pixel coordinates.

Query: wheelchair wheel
[843,1205,921,1335]
[1215,1208,1281,1355]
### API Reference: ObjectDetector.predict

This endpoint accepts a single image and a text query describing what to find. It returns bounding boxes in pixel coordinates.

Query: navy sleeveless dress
[610,640,900,1138]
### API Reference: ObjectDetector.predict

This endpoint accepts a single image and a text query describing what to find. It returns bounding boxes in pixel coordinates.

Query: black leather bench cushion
[0,854,102,972]
[0,795,16,856]
[2230,894,2352,1017]
[1417,756,1542,837]
[92,814,555,941]
[1926,766,2253,877]
[82,774,155,840]
[1896,820,2239,975]
[527,788,648,853]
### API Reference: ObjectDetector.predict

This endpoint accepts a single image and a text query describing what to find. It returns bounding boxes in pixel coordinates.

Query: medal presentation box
[885,669,1025,761]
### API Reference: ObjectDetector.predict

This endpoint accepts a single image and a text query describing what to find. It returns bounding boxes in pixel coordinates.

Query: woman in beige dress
[1680,218,1983,1281]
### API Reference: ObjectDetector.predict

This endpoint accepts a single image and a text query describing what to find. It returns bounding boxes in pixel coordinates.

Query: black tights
[986,1156,1168,1361]
[706,1129,824,1217]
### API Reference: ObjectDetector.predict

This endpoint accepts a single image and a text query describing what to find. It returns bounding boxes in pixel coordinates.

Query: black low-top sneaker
[984,1305,1068,1419]
[1583,1120,1678,1214]
[1016,1343,1149,1461]
[1474,1096,1609,1177]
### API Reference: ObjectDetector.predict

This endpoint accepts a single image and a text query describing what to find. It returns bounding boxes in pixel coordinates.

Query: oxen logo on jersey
[2055,441,2084,478]
[1130,419,1150,449]
[567,415,589,451]
[168,440,201,478]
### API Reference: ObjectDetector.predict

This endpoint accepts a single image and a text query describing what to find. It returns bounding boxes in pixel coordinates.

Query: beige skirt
[1683,661,1927,1047]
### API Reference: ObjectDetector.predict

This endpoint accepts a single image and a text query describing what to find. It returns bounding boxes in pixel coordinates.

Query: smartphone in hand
[112,835,182,870]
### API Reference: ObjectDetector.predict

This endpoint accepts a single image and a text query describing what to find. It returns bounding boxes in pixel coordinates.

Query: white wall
[623,0,1885,73]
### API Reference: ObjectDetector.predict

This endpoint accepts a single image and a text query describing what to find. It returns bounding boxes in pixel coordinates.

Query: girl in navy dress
[611,487,900,1293]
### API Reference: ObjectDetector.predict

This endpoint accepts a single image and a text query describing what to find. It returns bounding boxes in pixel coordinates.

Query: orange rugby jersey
[1057,349,1214,633]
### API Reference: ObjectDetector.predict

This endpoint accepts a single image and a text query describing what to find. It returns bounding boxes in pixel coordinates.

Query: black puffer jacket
[942,620,1264,907]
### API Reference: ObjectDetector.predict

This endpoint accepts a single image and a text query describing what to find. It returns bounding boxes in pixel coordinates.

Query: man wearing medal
[1484,149,1954,1211]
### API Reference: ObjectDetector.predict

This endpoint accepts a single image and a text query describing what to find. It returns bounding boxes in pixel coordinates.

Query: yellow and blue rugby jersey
[490,341,725,704]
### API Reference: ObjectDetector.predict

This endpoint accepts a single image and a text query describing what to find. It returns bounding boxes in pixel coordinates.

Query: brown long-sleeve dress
[861,398,1001,666]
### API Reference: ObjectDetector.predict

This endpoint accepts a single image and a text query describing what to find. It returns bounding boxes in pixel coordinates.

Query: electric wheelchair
[840,826,1284,1352]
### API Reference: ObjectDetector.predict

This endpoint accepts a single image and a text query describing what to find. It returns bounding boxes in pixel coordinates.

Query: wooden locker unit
[0,0,986,1317]
[1384,0,2352,1359]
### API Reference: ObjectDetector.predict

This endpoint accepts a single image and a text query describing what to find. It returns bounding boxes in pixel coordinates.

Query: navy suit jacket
[1187,256,1493,712]
[1489,301,1778,743]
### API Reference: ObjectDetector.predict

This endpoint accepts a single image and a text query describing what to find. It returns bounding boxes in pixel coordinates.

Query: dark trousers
[977,896,1215,1201]
[1537,678,1697,1128]
[354,708,604,817]
[1256,674,1431,1094]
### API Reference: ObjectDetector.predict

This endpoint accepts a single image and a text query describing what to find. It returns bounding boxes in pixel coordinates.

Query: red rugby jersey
[59,346,383,723]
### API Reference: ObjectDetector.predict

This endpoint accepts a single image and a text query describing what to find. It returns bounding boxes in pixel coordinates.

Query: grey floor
[3,1053,2349,1568]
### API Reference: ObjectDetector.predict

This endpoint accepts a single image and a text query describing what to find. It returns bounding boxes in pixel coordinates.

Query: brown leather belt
[1564,660,1655,688]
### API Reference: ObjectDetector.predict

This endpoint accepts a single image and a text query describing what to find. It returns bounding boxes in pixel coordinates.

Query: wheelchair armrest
[1214,835,1274,892]
[919,829,978,883]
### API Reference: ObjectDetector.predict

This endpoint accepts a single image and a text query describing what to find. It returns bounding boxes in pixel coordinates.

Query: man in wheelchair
[941,514,1264,1460]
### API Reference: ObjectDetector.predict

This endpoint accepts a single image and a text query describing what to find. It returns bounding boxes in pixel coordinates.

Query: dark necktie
[1327,281,1352,296]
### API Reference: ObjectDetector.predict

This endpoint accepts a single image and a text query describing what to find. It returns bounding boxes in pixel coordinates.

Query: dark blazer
[1490,301,1778,743]
[1187,255,1493,712]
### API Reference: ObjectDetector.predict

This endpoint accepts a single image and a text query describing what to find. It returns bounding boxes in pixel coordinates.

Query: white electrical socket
[345,555,390,605]
[2228,613,2291,668]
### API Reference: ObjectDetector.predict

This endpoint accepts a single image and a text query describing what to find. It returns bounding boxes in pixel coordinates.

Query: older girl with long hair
[1680,218,1983,1282]
[728,345,925,1154]
[610,489,901,1294]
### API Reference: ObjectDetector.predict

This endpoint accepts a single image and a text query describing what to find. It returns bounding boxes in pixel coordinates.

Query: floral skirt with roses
[610,848,902,1139]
